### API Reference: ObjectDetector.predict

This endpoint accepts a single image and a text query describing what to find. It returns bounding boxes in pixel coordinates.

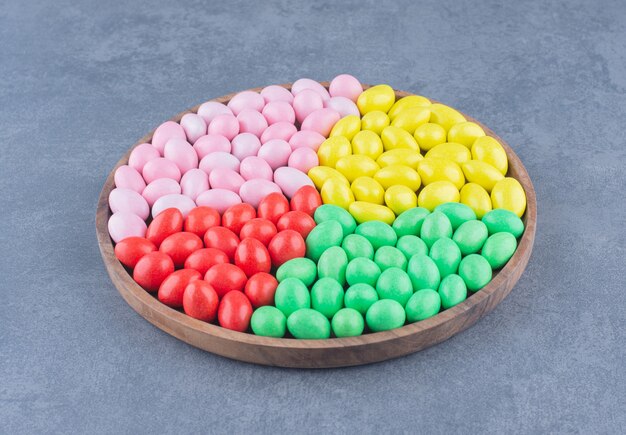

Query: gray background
[1,0,625,433]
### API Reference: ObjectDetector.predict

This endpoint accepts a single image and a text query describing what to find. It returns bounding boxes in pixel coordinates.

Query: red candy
[257,192,290,224]
[204,263,247,297]
[157,269,201,308]
[114,237,156,268]
[239,218,277,246]
[183,280,219,322]
[146,208,183,247]
[159,232,203,268]
[218,291,253,332]
[276,211,316,239]
[290,185,322,216]
[244,272,278,308]
[203,226,240,261]
[221,203,256,235]
[234,238,272,277]
[183,248,229,276]
[133,252,175,292]
[267,229,306,267]
[184,206,220,238]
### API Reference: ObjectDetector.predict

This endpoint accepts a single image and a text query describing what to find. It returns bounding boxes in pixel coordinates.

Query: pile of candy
[107,75,527,339]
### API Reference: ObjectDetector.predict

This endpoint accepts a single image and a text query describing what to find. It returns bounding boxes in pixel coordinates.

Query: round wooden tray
[96,83,537,368]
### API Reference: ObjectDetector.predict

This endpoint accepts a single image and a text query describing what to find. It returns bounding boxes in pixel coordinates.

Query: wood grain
[95,83,537,368]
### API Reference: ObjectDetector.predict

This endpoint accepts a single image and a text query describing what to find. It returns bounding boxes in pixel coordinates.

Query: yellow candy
[417,181,460,211]
[414,123,447,151]
[329,115,361,141]
[380,126,419,151]
[352,130,384,160]
[321,177,354,209]
[461,160,504,192]
[360,111,390,135]
[429,103,466,131]
[471,136,508,175]
[357,84,395,115]
[349,202,396,225]
[388,95,431,120]
[335,155,380,183]
[447,122,485,148]
[374,165,421,190]
[308,166,348,190]
[318,136,352,168]
[377,149,423,168]
[351,177,385,204]
[460,183,492,218]
[390,106,431,134]
[425,142,471,164]
[491,177,526,217]
[416,158,465,190]
[384,185,417,215]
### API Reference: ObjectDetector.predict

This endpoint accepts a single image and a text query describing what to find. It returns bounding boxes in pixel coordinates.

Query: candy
[261,122,299,144]
[142,157,181,184]
[375,267,413,306]
[240,218,278,246]
[237,109,268,137]
[291,78,330,100]
[355,221,397,250]
[208,114,240,140]
[305,220,343,262]
[405,289,441,322]
[438,274,468,309]
[199,151,240,174]
[318,136,352,167]
[392,207,430,237]
[390,106,431,134]
[234,238,272,277]
[384,185,417,215]
[396,235,428,260]
[317,246,348,286]
[377,149,422,168]
[133,252,174,292]
[114,237,156,268]
[345,257,381,287]
[434,202,476,230]
[184,248,228,276]
[325,96,359,117]
[452,220,489,256]
[268,230,306,267]
[183,280,219,322]
[128,143,160,172]
[231,133,262,161]
[320,177,355,209]
[158,269,202,308]
[374,165,421,190]
[159,232,203,268]
[180,169,209,201]
[329,74,363,102]
[245,272,279,308]
[196,101,232,124]
[222,203,256,235]
[425,142,471,165]
[380,126,419,151]
[448,122,485,149]
[461,160,505,192]
[482,209,524,237]
[114,165,146,193]
[351,177,385,204]
[481,232,517,269]
[413,123,447,151]
[429,237,462,277]
[289,130,326,151]
[208,167,245,193]
[239,180,282,208]
[273,167,315,198]
[145,208,183,247]
[196,189,242,214]
[276,211,316,239]
[193,134,231,159]
[460,183,492,218]
[151,194,195,218]
[417,158,465,190]
[331,308,364,337]
[308,166,348,190]
[142,178,181,207]
[341,234,374,261]
[365,299,405,332]
[274,278,311,317]
[152,121,186,155]
[387,95,431,120]
[239,156,273,181]
[257,192,290,224]
[217,290,253,332]
[329,115,361,141]
[289,185,322,217]
[204,263,247,297]
[335,155,380,182]
[257,139,291,170]
[360,111,390,135]
[348,202,395,225]
[311,278,344,318]
[491,178,526,217]
[407,254,441,291]
[262,100,296,125]
[180,113,207,144]
[373,246,407,271]
[458,254,492,292]
[344,283,378,315]
[429,103,466,131]
[275,257,317,286]
[109,188,150,220]
[471,136,508,174]
[417,181,460,211]
[351,130,384,160]
[227,90,265,116]
[287,308,331,339]
[420,211,453,248]
[260,85,294,104]
[203,226,240,261]
[357,84,395,115]
[301,108,341,137]
[250,306,286,337]
[293,89,324,124]
[314,205,358,237]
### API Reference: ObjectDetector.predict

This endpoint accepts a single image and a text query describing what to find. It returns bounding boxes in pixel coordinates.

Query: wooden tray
[96,84,537,368]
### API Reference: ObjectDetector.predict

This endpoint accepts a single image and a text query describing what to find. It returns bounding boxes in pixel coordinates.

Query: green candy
[250,306,286,337]
[317,246,348,285]
[405,289,441,322]
[331,308,365,337]
[313,204,357,237]
[305,220,343,262]
[287,308,331,339]
[429,237,461,277]
[452,220,489,256]
[420,211,453,248]
[341,234,374,260]
[374,246,407,271]
[438,274,467,309]
[355,221,397,250]
[276,257,317,286]
[407,254,441,291]
[344,283,379,315]
[434,202,477,230]
[482,209,524,238]
[396,235,428,260]
[311,278,344,318]
[274,278,311,316]
[458,254,492,291]
[366,299,406,332]
[345,257,381,287]
[375,267,413,306]
[481,232,517,269]
[392,207,430,237]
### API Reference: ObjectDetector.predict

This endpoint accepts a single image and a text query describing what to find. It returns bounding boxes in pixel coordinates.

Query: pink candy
[197,101,232,124]
[231,133,262,161]
[193,134,231,159]
[293,89,324,124]
[128,143,160,172]
[273,167,315,198]
[288,147,319,173]
[109,188,150,220]
[291,78,330,101]
[260,85,294,104]
[257,139,291,170]
[240,156,273,181]
[196,189,242,214]
[237,109,268,137]
[142,158,181,184]
[239,179,282,208]
[208,114,239,140]
[108,212,147,243]
[142,178,181,207]
[227,91,265,115]
[209,167,245,193]
[180,113,207,144]
[329,74,363,102]
[199,151,240,174]
[289,130,326,151]
[152,121,186,155]
[180,169,209,201]
[325,96,360,118]
[262,101,296,125]
[301,108,341,137]
[114,165,146,193]
[163,138,199,174]
[152,194,196,219]
[260,122,297,144]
